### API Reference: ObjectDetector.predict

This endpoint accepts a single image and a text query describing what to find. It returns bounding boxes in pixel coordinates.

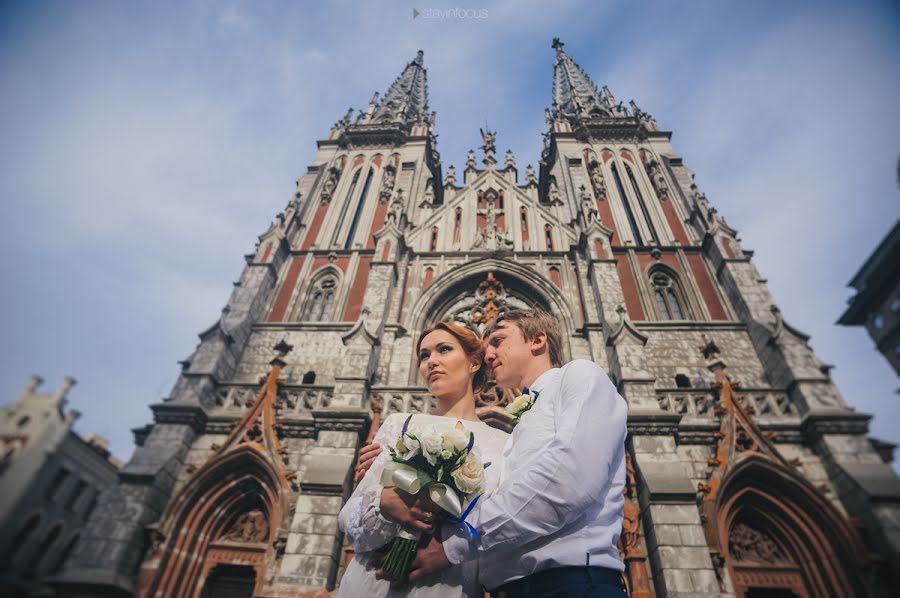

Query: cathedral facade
[53,41,900,597]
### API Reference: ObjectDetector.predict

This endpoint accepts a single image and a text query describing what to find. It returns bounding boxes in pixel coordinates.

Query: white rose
[451,452,485,494]
[417,425,444,465]
[400,429,421,461]
[505,394,533,417]
[441,427,471,453]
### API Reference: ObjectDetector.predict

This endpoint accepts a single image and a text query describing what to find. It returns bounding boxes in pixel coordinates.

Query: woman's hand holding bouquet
[378,415,486,580]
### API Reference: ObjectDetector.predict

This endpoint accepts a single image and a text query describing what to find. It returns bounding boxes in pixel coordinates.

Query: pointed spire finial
[551,40,614,121]
[551,37,564,51]
[371,51,430,127]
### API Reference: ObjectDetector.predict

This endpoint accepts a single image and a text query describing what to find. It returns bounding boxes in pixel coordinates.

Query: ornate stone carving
[221,509,269,544]
[728,523,785,564]
[468,272,510,327]
[445,165,457,187]
[619,451,652,598]
[505,149,516,170]
[525,164,537,186]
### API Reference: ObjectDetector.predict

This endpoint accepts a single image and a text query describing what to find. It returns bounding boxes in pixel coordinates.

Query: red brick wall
[267,256,306,322]
[367,200,390,249]
[686,253,728,320]
[343,257,372,321]
[301,202,330,250]
[659,199,690,245]
[616,255,645,320]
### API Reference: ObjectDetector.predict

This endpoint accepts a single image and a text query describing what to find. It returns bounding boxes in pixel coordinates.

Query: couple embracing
[338,308,629,598]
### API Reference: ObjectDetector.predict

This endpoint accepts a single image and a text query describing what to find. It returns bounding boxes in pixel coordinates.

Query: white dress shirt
[442,359,628,590]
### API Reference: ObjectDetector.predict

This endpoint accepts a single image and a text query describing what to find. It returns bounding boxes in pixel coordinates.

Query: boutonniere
[505,387,539,425]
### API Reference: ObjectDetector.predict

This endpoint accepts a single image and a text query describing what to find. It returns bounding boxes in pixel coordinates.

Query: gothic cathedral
[55,41,900,598]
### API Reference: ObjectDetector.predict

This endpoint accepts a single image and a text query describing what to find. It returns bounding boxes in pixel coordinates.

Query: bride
[337,322,509,597]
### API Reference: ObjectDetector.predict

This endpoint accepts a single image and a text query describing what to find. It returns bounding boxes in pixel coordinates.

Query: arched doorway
[201,564,256,598]
[717,457,870,598]
[138,448,287,597]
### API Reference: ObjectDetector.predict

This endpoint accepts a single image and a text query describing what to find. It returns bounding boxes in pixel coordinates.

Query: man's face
[484,321,534,390]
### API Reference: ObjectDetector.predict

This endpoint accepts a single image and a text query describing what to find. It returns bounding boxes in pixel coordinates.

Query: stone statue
[379,165,396,201]
[588,160,606,197]
[386,188,404,223]
[473,198,513,250]
[580,185,598,224]
[320,166,340,202]
[479,127,496,156]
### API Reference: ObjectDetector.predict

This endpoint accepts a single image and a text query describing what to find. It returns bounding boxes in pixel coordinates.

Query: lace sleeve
[338,414,404,553]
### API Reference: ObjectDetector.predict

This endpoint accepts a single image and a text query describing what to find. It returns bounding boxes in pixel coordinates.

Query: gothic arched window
[345,168,374,249]
[625,163,659,244]
[430,227,439,251]
[545,224,554,251]
[611,163,643,245]
[651,270,685,320]
[453,208,462,244]
[304,277,337,322]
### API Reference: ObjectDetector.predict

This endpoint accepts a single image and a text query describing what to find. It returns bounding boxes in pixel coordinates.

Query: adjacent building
[0,376,120,596]
[55,42,900,597]
[839,220,900,377]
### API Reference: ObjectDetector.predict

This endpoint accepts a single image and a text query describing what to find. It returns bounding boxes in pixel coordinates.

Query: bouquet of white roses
[379,414,486,580]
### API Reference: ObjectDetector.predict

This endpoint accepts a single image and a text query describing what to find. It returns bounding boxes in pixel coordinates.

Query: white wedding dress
[337,412,509,598]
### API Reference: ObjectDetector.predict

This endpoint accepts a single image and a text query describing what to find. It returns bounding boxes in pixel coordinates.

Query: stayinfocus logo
[413,7,489,21]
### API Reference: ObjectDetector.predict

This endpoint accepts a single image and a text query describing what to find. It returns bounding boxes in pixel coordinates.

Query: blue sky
[1,0,898,464]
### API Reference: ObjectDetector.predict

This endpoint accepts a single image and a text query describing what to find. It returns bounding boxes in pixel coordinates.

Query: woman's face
[417,329,479,399]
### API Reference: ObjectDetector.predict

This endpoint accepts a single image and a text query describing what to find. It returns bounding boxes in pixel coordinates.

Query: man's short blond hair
[484,308,563,367]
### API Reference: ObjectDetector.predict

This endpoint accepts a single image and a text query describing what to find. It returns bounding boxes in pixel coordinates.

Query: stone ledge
[150,402,207,433]
[801,412,871,438]
[299,453,354,495]
[838,462,900,500]
[628,412,682,436]
[48,568,135,597]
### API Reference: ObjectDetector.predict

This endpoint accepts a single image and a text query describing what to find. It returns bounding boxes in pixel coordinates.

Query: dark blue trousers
[490,566,628,598]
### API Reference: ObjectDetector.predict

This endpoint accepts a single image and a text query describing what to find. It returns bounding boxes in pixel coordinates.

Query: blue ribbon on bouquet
[444,494,481,539]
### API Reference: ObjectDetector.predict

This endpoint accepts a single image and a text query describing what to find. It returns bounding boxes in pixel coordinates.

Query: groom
[360,308,628,597]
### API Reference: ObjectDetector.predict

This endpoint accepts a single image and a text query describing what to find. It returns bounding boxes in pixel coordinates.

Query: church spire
[369,50,430,126]
[550,38,618,122]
